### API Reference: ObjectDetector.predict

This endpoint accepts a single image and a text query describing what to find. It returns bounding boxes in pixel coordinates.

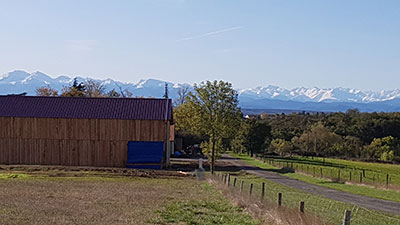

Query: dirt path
[222,154,400,215]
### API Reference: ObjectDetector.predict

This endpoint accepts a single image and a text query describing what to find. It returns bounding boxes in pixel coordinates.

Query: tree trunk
[314,138,317,156]
[211,139,216,174]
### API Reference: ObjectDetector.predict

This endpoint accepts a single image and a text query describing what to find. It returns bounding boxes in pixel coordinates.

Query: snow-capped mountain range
[239,86,400,103]
[1,70,400,112]
[0,70,191,99]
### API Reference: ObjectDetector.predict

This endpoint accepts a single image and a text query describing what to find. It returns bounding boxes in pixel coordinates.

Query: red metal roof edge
[0,95,173,121]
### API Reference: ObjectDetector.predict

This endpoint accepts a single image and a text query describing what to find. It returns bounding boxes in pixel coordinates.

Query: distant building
[244,114,259,119]
[0,96,174,169]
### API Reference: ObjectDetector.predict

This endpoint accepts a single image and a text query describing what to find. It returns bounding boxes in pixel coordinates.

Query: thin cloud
[176,26,242,42]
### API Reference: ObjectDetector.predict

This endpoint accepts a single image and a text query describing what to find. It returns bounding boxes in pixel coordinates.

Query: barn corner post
[163,98,171,169]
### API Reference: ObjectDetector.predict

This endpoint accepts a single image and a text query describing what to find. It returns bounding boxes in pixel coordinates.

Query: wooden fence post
[386,174,389,187]
[338,169,341,181]
[363,169,365,178]
[360,172,363,183]
[227,174,230,186]
[233,178,237,187]
[320,168,323,178]
[349,171,352,181]
[261,182,265,201]
[343,210,351,225]
[249,183,253,196]
[300,201,305,213]
[278,192,282,206]
[240,181,244,194]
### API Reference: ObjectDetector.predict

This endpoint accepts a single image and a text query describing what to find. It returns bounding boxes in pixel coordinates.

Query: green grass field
[263,155,400,187]
[230,153,400,203]
[217,171,400,225]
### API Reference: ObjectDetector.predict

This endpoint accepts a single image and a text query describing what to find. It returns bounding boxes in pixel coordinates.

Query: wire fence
[213,172,400,225]
[258,156,400,189]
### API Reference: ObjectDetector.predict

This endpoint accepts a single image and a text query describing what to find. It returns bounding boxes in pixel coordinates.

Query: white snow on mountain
[1,70,400,104]
[0,70,191,98]
[239,86,400,103]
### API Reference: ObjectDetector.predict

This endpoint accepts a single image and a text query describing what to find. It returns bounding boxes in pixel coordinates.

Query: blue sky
[0,0,399,90]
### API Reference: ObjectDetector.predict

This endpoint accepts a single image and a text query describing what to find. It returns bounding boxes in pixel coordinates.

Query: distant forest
[233,110,400,163]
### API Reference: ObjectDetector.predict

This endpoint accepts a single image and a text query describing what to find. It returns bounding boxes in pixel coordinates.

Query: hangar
[0,95,174,169]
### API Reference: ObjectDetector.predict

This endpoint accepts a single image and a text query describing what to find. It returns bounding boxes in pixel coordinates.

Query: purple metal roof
[0,96,173,121]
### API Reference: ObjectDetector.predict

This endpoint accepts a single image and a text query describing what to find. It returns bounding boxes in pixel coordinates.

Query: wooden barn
[0,95,174,169]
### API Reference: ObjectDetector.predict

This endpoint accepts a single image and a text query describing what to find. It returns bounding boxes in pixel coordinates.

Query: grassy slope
[152,183,258,225]
[231,153,400,203]
[0,170,258,225]
[265,155,400,185]
[308,156,400,175]
[220,171,400,225]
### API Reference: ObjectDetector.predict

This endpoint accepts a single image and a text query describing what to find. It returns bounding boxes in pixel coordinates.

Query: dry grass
[0,164,190,178]
[0,169,220,225]
[208,176,327,225]
[0,164,331,225]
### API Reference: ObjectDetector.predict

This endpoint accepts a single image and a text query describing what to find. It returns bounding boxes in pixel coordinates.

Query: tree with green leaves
[270,138,293,156]
[293,122,340,161]
[174,80,242,173]
[244,119,271,157]
[363,136,400,161]
[330,136,362,158]
[231,120,250,154]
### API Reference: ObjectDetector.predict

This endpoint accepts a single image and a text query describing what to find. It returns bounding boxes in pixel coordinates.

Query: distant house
[0,96,174,169]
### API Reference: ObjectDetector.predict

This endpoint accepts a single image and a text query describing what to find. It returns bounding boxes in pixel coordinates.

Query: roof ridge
[0,96,173,121]
[0,95,171,101]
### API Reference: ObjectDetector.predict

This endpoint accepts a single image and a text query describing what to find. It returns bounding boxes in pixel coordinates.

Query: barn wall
[0,117,168,167]
[0,117,167,141]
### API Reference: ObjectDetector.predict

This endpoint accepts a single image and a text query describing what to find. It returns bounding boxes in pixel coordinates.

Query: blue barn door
[126,141,164,169]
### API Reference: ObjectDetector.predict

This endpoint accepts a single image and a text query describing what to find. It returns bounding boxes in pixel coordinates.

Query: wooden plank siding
[0,117,168,167]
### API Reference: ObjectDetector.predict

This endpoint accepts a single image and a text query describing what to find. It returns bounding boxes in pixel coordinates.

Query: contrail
[176,26,242,42]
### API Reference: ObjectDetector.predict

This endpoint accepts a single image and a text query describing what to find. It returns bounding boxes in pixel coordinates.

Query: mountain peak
[0,70,30,81]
